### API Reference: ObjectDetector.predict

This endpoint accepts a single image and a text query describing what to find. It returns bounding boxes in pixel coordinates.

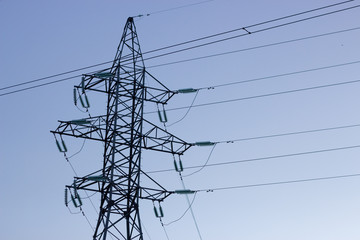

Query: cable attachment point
[133,13,150,18]
[173,155,184,172]
[242,27,251,34]
[157,104,168,123]
[153,201,164,218]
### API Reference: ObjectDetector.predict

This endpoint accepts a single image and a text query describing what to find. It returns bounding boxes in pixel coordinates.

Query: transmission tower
[51,17,192,240]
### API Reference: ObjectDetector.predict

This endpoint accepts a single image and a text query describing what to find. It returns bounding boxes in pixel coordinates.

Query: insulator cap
[56,139,67,152]
[86,175,107,182]
[94,72,114,78]
[73,88,77,106]
[70,119,91,125]
[159,206,164,217]
[64,188,68,207]
[175,189,195,194]
[194,141,215,146]
[177,88,197,94]
[153,206,159,218]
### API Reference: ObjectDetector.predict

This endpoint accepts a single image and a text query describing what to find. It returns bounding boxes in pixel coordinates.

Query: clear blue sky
[1,0,360,239]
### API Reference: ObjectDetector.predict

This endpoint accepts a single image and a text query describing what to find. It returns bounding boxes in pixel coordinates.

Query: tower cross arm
[142,119,192,155]
[77,69,177,104]
[51,115,192,155]
[66,169,174,203]
[51,115,108,143]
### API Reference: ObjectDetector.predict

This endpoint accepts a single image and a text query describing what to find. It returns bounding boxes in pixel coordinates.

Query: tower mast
[52,17,192,240]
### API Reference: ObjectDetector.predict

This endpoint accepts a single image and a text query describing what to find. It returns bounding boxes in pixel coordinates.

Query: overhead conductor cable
[2,1,359,96]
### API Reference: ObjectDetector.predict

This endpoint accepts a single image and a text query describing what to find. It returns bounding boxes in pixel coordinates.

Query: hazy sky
[1,0,360,239]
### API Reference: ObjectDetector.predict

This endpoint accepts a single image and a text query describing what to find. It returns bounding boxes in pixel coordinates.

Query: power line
[198,59,360,90]
[62,152,98,230]
[183,144,217,177]
[4,74,360,119]
[136,0,215,17]
[179,174,203,240]
[147,144,360,174]
[2,54,360,98]
[141,4,360,63]
[0,74,83,97]
[0,67,113,97]
[216,123,360,144]
[160,219,171,240]
[163,193,198,226]
[141,223,153,240]
[1,2,358,95]
[142,0,355,55]
[148,26,360,69]
[0,64,112,92]
[167,90,200,127]
[68,138,87,159]
[196,173,360,192]
[160,71,360,127]
[153,79,360,114]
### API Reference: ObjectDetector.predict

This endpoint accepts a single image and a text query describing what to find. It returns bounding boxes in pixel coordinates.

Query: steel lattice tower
[52,17,192,240]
